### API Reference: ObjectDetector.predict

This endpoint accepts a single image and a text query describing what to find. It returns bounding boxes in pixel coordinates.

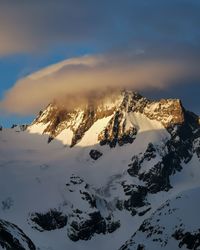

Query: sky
[0,0,200,127]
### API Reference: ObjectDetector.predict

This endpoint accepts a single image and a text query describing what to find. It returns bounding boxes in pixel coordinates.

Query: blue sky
[0,0,200,127]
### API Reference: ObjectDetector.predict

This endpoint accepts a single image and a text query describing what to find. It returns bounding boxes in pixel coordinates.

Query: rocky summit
[0,90,200,250]
[30,91,193,146]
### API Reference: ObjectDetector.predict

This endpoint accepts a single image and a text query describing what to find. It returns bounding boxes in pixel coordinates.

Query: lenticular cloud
[0,53,199,115]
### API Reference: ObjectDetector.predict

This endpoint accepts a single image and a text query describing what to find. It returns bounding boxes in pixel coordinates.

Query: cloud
[0,0,200,55]
[1,52,200,114]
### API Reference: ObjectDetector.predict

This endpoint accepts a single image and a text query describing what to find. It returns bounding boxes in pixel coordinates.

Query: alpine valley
[0,90,200,250]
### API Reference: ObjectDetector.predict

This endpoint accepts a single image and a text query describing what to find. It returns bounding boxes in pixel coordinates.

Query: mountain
[0,90,200,250]
[29,91,186,147]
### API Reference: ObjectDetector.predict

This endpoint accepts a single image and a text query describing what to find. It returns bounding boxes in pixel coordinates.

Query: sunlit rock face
[28,90,198,148]
[145,99,185,126]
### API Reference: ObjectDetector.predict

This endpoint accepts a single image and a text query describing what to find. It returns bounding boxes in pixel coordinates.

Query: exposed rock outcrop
[65,175,120,241]
[89,149,103,160]
[30,209,68,232]
[0,219,36,250]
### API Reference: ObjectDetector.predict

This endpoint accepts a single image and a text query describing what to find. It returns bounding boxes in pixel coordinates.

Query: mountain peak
[28,90,198,147]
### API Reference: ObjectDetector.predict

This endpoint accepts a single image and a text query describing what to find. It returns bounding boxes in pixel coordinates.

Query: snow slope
[120,187,200,250]
[0,114,169,249]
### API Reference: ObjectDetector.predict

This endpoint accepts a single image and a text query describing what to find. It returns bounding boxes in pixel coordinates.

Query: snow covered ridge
[0,90,200,250]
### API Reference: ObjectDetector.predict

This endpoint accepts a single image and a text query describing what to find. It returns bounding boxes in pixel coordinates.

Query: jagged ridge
[29,90,199,148]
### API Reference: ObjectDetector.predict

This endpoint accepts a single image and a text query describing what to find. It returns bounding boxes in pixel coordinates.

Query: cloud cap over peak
[1,52,200,115]
[0,1,200,116]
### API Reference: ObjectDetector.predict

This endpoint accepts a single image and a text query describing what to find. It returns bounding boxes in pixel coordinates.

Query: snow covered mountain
[0,90,200,250]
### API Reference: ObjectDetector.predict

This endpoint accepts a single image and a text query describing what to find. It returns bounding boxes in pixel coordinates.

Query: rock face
[65,175,120,241]
[143,99,185,127]
[68,211,120,242]
[30,209,68,231]
[0,219,36,250]
[172,229,200,249]
[126,108,200,194]
[32,99,117,147]
[119,188,200,250]
[29,90,195,148]
[89,149,103,160]
[98,110,137,147]
[116,181,150,216]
